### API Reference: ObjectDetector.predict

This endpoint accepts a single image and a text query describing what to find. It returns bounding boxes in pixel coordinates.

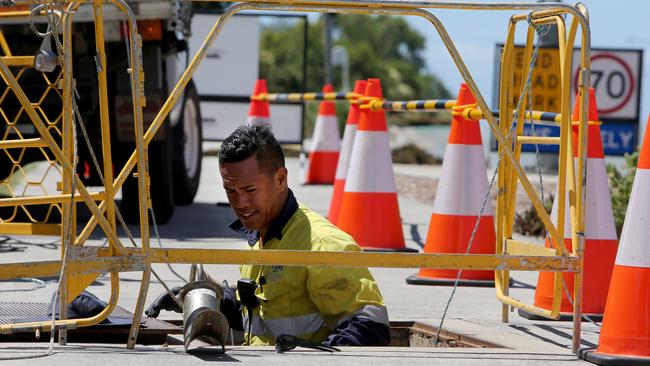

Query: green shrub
[514,151,639,238]
[391,143,441,165]
[607,152,638,236]
[514,194,554,237]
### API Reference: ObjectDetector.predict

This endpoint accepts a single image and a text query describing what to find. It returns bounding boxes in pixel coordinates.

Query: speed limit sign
[493,46,642,155]
[572,49,642,122]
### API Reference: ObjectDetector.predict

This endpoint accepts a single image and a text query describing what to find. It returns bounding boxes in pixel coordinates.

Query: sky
[260,1,649,151]
[406,0,650,140]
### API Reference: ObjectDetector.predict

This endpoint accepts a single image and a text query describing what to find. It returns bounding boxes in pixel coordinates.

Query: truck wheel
[172,81,202,205]
[119,135,175,225]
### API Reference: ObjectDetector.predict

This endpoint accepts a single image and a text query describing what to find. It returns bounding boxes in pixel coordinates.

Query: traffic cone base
[423,214,495,255]
[407,214,495,285]
[364,246,419,253]
[520,236,616,322]
[579,348,650,366]
[337,192,414,252]
[579,266,650,365]
[525,237,619,319]
[595,266,650,356]
[407,83,496,286]
[518,309,604,322]
[520,241,613,321]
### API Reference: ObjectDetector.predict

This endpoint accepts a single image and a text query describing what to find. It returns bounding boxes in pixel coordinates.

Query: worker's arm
[307,240,391,347]
[145,286,182,318]
[322,313,391,346]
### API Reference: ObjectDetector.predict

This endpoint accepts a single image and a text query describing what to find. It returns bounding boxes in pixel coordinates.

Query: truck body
[0,0,214,224]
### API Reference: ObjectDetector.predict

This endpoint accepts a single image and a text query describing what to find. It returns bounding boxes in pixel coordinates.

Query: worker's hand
[220,286,244,331]
[145,286,182,318]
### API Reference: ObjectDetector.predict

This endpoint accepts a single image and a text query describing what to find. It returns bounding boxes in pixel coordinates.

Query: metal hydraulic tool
[179,280,229,352]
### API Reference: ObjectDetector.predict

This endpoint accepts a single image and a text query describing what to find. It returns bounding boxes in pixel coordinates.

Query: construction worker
[220,122,390,346]
[147,122,390,347]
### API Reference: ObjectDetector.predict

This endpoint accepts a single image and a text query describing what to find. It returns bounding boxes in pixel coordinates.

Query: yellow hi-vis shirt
[239,204,389,346]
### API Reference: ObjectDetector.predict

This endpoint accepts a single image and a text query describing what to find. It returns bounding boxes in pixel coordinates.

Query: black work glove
[220,286,243,331]
[145,286,182,318]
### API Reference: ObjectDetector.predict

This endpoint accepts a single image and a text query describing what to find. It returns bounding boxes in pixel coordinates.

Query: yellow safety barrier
[495,13,588,346]
[0,40,64,235]
[0,0,591,356]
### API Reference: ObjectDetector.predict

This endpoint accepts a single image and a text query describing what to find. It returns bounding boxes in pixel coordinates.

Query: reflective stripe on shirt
[336,305,390,327]
[244,312,327,337]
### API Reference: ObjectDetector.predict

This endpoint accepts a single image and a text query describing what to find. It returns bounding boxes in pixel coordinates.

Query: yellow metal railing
[0,0,591,355]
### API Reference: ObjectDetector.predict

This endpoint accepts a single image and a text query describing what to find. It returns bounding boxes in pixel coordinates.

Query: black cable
[246,307,253,346]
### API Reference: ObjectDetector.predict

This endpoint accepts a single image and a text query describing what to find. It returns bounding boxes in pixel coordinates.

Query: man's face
[220,156,288,232]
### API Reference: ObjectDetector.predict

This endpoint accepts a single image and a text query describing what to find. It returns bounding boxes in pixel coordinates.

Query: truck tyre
[119,132,175,225]
[172,81,202,205]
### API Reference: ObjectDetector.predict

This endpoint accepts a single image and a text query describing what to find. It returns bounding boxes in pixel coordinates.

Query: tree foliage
[260,14,450,101]
[514,194,554,237]
[513,150,639,238]
[607,152,638,236]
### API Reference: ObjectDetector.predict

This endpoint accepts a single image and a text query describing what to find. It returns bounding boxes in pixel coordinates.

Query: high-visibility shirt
[233,192,389,346]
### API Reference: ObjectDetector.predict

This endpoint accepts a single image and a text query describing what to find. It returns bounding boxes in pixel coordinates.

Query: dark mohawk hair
[218,122,285,174]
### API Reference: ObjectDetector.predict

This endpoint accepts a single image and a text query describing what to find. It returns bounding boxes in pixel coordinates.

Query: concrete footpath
[0,156,600,365]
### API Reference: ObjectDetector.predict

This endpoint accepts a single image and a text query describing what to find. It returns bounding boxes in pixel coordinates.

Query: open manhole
[178,320,504,348]
[0,303,501,349]
[389,321,502,348]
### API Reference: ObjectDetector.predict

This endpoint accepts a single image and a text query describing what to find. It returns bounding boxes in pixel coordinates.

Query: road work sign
[509,47,562,113]
[493,45,643,155]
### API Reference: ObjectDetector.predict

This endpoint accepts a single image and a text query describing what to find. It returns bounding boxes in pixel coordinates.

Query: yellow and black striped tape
[252,92,361,102]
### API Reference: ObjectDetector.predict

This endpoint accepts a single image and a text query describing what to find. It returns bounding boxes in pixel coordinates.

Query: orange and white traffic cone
[579,116,650,365]
[247,79,271,125]
[336,78,413,252]
[328,80,366,224]
[406,83,496,286]
[519,88,618,320]
[303,84,341,184]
